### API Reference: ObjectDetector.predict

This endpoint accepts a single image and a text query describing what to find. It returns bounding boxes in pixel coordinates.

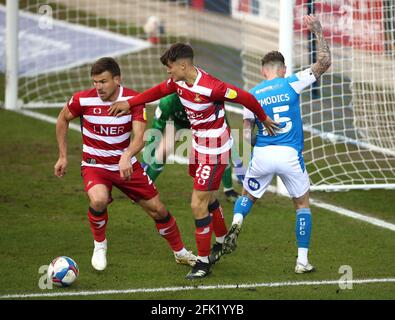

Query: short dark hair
[261,51,285,67]
[160,43,194,66]
[91,57,121,77]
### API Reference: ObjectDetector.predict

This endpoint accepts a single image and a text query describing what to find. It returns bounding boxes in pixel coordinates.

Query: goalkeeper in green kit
[142,93,246,202]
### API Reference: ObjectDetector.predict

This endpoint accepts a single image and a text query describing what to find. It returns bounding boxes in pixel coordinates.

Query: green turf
[0,109,394,300]
[1,1,395,301]
[33,107,395,224]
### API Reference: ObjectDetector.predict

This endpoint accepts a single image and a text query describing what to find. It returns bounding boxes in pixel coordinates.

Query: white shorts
[243,145,310,199]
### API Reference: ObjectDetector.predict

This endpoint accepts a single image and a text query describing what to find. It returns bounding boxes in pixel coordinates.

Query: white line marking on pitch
[309,198,395,231]
[1,278,394,299]
[18,109,395,233]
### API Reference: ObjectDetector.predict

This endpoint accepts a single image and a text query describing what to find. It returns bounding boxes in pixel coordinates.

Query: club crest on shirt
[93,108,102,115]
[177,88,183,96]
[225,88,237,99]
[194,93,202,102]
[143,108,147,121]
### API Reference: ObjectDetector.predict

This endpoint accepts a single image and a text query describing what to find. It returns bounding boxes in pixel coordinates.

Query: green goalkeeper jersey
[152,93,191,132]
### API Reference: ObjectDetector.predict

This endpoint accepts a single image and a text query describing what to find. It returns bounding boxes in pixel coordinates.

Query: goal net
[4,0,395,191]
[8,0,190,108]
[238,0,395,191]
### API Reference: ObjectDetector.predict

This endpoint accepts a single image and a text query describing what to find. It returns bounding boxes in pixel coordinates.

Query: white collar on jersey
[176,68,212,97]
[176,67,201,88]
[117,86,124,100]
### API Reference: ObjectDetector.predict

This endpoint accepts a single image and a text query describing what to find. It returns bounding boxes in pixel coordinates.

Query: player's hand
[262,115,280,136]
[119,153,133,181]
[54,157,68,177]
[108,101,131,116]
[303,14,322,35]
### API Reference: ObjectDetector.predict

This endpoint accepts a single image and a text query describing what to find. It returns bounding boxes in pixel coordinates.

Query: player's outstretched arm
[212,83,280,136]
[231,87,280,136]
[54,105,77,177]
[108,81,176,116]
[304,14,331,79]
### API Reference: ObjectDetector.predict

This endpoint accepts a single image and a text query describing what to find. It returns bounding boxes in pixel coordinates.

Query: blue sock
[233,196,254,225]
[295,208,312,248]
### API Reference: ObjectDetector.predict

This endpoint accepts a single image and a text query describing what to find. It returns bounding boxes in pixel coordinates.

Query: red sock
[195,215,213,257]
[209,200,227,238]
[87,207,108,242]
[155,213,184,252]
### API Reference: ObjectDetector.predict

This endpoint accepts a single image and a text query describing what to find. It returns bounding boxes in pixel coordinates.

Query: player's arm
[108,80,176,116]
[54,104,78,177]
[304,14,331,79]
[212,82,279,136]
[119,107,147,180]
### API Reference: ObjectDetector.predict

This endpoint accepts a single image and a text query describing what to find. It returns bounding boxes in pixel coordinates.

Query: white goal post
[4,0,19,110]
[4,0,395,192]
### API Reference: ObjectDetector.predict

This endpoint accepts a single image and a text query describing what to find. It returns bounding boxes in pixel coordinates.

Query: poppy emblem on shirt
[194,93,202,102]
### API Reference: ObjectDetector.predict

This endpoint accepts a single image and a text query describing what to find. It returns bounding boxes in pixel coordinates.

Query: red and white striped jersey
[168,68,234,157]
[67,86,146,171]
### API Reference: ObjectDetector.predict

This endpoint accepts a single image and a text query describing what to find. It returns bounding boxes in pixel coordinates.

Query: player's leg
[222,163,240,203]
[276,147,314,273]
[224,146,273,254]
[87,185,110,271]
[207,192,228,264]
[138,194,197,267]
[223,189,257,255]
[186,188,213,279]
[292,191,314,273]
[82,167,113,271]
[225,112,246,186]
[185,159,228,279]
[229,129,247,186]
[120,163,196,266]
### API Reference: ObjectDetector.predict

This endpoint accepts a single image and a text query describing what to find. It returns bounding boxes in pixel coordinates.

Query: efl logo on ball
[47,256,79,287]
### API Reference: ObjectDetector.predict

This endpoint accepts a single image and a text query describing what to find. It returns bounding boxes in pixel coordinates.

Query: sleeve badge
[224,88,237,99]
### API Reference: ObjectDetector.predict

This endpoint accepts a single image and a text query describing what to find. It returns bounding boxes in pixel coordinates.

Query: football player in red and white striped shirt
[108,44,280,279]
[54,57,197,271]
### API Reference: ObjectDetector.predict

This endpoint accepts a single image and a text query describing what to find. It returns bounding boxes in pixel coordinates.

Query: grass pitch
[0,108,394,300]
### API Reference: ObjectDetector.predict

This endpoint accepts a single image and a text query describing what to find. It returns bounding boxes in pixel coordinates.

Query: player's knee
[190,200,206,217]
[89,198,108,212]
[143,196,167,219]
[293,193,310,210]
[89,206,107,216]
[154,202,168,219]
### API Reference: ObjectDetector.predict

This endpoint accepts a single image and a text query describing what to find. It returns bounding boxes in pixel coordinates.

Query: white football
[47,256,79,287]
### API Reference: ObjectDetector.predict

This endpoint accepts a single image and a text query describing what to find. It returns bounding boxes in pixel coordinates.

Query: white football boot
[91,239,107,271]
[174,250,197,267]
[295,260,315,274]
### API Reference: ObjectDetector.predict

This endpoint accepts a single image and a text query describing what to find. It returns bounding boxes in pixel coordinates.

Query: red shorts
[81,162,158,202]
[188,152,229,191]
